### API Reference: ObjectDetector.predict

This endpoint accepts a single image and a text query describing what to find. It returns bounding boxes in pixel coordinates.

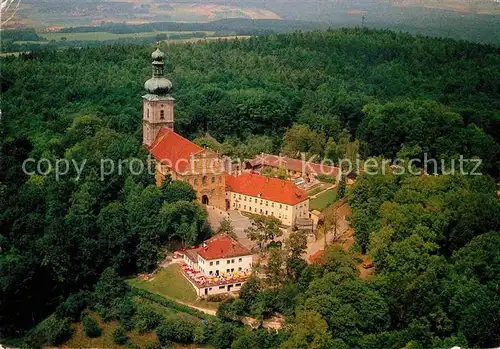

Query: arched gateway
[202,195,209,205]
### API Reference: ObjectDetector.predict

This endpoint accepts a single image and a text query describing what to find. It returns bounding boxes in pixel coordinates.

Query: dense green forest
[1,28,499,347]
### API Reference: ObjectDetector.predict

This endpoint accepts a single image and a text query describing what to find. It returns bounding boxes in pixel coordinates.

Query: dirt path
[175,299,217,316]
[309,184,335,199]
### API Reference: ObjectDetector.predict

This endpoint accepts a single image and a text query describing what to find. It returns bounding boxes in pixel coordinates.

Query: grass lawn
[310,187,338,211]
[128,264,198,303]
[62,306,209,349]
[134,296,180,318]
[307,183,333,196]
[63,312,157,349]
[128,264,220,311]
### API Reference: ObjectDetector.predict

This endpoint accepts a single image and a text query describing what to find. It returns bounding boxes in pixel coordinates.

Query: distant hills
[2,0,500,44]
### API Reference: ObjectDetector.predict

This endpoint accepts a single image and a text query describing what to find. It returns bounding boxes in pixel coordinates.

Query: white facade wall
[198,282,245,296]
[197,254,253,276]
[182,254,197,269]
[227,191,309,226]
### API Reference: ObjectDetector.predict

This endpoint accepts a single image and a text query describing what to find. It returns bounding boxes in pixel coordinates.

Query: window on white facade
[272,202,274,207]
[219,286,225,290]
[266,201,268,206]
[238,258,242,262]
[265,210,268,215]
[239,195,241,199]
[233,194,236,198]
[231,259,235,263]
[238,267,242,271]
[280,204,282,209]
[216,261,219,265]
[210,262,213,266]
[244,205,246,210]
[255,198,257,203]
[227,260,230,264]
[244,196,247,201]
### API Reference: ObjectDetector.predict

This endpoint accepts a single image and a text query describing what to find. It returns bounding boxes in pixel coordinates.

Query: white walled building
[180,234,253,296]
[225,173,309,226]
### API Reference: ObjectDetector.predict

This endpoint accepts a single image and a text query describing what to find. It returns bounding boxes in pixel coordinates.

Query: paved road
[227,210,256,250]
[206,206,256,250]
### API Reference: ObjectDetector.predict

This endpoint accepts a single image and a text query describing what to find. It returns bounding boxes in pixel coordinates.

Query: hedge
[130,286,214,320]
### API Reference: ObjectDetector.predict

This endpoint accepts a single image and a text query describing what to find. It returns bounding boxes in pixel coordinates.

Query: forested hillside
[1,29,499,347]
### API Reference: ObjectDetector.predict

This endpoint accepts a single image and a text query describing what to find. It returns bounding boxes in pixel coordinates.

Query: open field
[391,0,500,14]
[40,30,215,41]
[165,35,251,45]
[62,311,210,349]
[310,187,338,211]
[128,264,219,310]
[8,1,281,30]
[129,264,198,303]
[307,183,333,196]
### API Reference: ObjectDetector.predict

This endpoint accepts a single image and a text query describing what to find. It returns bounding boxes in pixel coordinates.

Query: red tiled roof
[197,234,251,260]
[225,172,308,206]
[149,127,203,173]
[183,248,201,263]
[248,154,339,177]
[308,250,324,265]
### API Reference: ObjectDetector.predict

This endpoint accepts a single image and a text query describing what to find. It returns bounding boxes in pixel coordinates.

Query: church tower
[143,43,175,147]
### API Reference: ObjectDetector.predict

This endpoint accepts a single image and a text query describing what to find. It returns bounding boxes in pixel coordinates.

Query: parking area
[206,206,256,250]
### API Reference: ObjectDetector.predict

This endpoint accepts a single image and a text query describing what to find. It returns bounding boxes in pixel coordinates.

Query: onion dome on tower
[144,42,172,95]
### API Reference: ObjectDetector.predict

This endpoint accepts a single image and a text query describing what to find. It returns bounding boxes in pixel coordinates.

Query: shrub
[93,267,130,320]
[145,340,166,349]
[156,314,196,344]
[316,174,334,183]
[131,287,210,320]
[55,291,90,321]
[112,327,129,345]
[117,296,136,330]
[193,324,207,344]
[26,315,73,348]
[210,321,238,349]
[206,293,231,302]
[134,303,164,334]
[82,315,102,338]
[127,342,141,349]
